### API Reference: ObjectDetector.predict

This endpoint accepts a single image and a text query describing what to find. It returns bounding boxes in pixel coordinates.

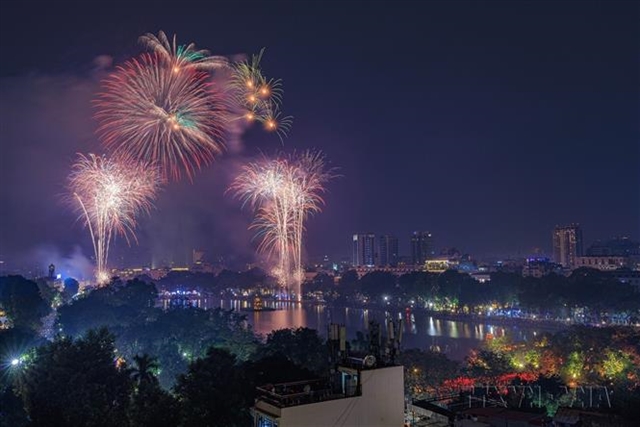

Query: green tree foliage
[336,270,359,302]
[0,328,44,379]
[437,270,485,307]
[117,307,258,388]
[0,328,38,427]
[0,385,28,427]
[359,271,397,300]
[486,272,520,306]
[398,272,435,301]
[35,279,59,307]
[0,276,49,333]
[260,327,328,375]
[20,328,132,427]
[302,272,334,295]
[515,268,638,316]
[57,278,157,337]
[131,354,159,386]
[129,354,179,427]
[339,270,358,287]
[174,347,252,427]
[129,380,179,427]
[568,268,638,311]
[57,278,258,389]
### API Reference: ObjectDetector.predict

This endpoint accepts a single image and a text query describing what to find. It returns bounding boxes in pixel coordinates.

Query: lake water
[168,298,550,361]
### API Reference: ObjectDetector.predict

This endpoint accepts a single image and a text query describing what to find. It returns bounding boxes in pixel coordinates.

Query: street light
[10,358,19,366]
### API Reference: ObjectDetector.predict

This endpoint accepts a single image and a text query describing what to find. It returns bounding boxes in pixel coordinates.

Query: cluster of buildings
[553,224,639,271]
[352,231,435,268]
[345,225,640,288]
[8,223,637,291]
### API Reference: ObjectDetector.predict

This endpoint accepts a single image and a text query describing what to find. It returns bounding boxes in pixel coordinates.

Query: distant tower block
[552,224,583,268]
[48,264,55,279]
[352,233,376,267]
[411,231,433,266]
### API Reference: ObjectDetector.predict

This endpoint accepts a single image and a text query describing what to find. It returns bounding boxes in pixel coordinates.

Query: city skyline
[0,1,638,272]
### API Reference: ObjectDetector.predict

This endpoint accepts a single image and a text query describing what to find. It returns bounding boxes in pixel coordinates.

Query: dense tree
[58,279,157,337]
[20,328,132,427]
[110,279,157,309]
[568,268,638,311]
[0,328,39,427]
[131,354,159,386]
[337,270,359,301]
[398,271,435,301]
[339,270,358,287]
[129,354,179,427]
[0,276,49,333]
[174,347,252,427]
[0,328,44,373]
[359,271,397,301]
[0,386,28,427]
[116,307,258,388]
[434,270,489,308]
[49,277,257,390]
[302,272,334,295]
[260,327,328,375]
[35,278,59,307]
[129,380,179,427]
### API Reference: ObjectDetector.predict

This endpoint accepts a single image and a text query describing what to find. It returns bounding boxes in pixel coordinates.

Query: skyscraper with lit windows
[353,233,376,267]
[552,224,583,268]
[410,231,433,266]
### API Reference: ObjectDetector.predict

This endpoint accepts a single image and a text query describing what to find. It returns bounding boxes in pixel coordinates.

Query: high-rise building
[552,224,583,268]
[379,235,399,267]
[410,231,433,266]
[353,233,376,267]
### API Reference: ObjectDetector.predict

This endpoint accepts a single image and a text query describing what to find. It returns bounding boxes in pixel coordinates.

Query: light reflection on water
[163,299,542,361]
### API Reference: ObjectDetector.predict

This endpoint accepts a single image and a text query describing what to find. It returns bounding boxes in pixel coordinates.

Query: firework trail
[226,49,292,140]
[289,151,333,285]
[230,151,335,299]
[95,52,226,182]
[139,30,228,71]
[68,154,160,284]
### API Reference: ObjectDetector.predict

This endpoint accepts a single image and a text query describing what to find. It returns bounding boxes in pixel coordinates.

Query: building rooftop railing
[256,378,350,408]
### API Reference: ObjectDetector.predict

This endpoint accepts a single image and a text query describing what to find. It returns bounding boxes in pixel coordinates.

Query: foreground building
[252,362,404,427]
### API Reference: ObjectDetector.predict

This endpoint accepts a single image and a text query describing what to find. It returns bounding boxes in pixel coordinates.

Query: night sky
[0,1,638,275]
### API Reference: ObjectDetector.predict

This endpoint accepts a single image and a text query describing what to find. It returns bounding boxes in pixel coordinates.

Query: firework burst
[139,30,228,71]
[68,154,160,284]
[226,49,292,140]
[230,151,335,299]
[95,52,226,182]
